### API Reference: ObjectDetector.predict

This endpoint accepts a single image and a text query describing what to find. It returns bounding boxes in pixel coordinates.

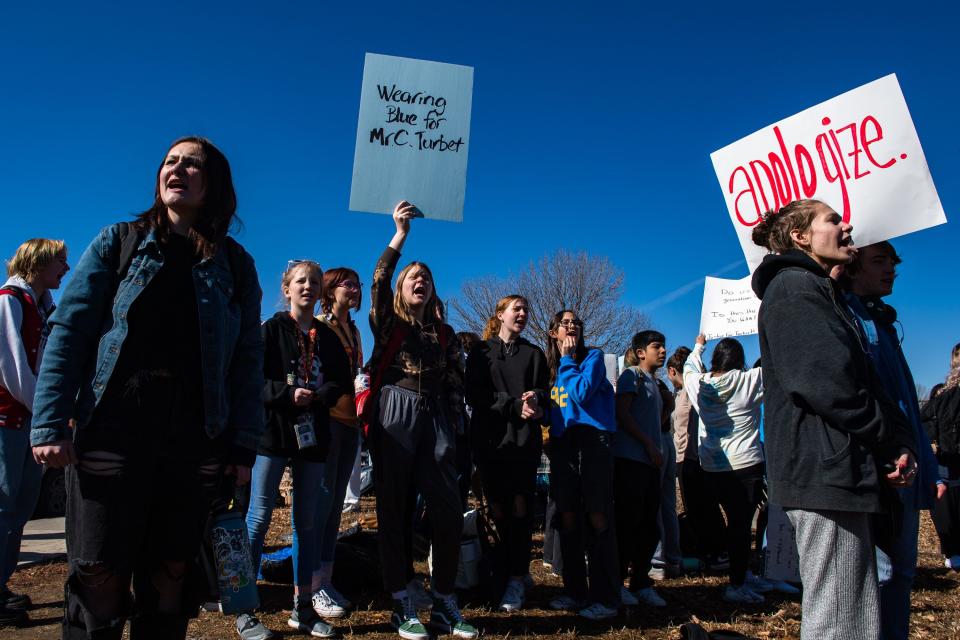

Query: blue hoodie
[549,348,616,437]
[847,293,939,511]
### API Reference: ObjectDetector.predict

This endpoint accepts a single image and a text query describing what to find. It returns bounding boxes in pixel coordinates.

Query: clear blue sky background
[2,1,956,391]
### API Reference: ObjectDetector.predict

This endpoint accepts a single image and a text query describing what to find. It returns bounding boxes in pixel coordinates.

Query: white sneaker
[578,602,618,620]
[311,589,347,619]
[499,579,525,612]
[744,571,775,593]
[406,578,433,610]
[321,583,352,609]
[633,586,666,607]
[549,594,586,611]
[946,555,960,571]
[723,584,765,604]
[619,586,638,606]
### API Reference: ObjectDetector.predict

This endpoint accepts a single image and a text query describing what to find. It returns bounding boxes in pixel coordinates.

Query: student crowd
[1,137,958,640]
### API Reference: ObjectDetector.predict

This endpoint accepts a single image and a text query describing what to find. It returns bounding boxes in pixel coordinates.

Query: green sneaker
[430,594,479,639]
[391,596,429,640]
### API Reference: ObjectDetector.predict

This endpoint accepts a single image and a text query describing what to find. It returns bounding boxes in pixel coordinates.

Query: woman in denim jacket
[29,137,264,640]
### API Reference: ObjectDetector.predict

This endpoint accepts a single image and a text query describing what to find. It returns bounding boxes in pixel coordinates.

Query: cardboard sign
[349,53,474,222]
[764,503,801,583]
[711,74,947,270]
[699,275,760,340]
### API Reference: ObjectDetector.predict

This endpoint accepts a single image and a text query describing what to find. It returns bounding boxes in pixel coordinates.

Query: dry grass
[8,498,960,639]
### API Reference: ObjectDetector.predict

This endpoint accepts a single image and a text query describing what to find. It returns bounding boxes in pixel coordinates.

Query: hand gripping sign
[349,53,474,222]
[711,74,946,271]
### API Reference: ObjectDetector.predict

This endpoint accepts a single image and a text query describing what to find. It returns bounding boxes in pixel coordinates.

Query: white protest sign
[764,503,801,583]
[699,275,760,340]
[711,74,946,271]
[349,53,473,222]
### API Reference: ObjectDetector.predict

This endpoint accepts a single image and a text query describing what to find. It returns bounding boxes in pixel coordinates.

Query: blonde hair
[482,294,528,340]
[393,261,440,325]
[6,239,66,280]
[280,260,322,302]
[941,342,960,394]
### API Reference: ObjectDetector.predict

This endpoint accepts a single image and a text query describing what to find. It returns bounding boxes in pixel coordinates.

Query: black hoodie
[465,336,549,464]
[260,312,352,462]
[751,250,915,513]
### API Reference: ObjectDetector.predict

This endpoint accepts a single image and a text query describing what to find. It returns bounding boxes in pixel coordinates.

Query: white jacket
[1,276,55,413]
[682,343,764,472]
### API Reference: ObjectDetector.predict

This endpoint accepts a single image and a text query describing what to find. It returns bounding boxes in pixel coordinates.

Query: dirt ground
[8,499,960,639]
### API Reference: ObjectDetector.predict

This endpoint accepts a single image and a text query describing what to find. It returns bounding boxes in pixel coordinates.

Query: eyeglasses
[337,281,363,292]
[558,319,583,328]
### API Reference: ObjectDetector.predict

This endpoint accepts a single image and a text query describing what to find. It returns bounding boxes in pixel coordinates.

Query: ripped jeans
[63,449,222,640]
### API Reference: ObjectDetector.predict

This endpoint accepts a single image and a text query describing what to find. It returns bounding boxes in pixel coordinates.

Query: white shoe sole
[287,619,335,638]
[314,607,348,619]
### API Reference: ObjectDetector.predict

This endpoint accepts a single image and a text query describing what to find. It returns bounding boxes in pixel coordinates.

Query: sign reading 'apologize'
[349,53,474,222]
[700,275,760,340]
[711,74,946,270]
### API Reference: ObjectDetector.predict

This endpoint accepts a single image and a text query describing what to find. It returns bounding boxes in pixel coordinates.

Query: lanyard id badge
[294,412,317,449]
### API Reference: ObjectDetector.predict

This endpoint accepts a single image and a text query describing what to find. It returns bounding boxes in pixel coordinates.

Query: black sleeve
[464,344,519,419]
[316,328,353,407]
[531,346,550,414]
[262,320,293,409]
[762,288,915,458]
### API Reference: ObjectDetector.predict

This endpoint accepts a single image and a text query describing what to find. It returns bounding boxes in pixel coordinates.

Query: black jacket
[465,336,549,464]
[752,250,915,513]
[922,385,960,475]
[260,312,352,462]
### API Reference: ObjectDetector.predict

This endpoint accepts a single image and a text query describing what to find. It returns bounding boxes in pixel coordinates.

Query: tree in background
[450,249,650,355]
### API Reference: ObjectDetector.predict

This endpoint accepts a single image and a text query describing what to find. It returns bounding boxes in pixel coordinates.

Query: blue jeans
[876,505,920,640]
[246,455,325,589]
[315,421,360,567]
[653,431,682,567]
[0,421,43,588]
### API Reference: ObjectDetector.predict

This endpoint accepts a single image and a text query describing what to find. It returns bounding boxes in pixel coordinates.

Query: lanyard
[292,315,318,387]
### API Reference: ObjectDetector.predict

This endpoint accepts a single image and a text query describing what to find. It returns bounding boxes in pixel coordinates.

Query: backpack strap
[361,323,411,423]
[0,286,29,308]
[222,237,245,304]
[116,221,142,281]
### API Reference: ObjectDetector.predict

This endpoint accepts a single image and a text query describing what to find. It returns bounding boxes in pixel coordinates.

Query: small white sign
[349,53,474,222]
[764,503,801,583]
[711,74,947,271]
[699,275,760,340]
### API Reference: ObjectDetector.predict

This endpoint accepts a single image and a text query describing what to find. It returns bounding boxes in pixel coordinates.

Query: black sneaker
[0,604,28,628]
[236,612,276,640]
[0,589,31,611]
[429,594,478,639]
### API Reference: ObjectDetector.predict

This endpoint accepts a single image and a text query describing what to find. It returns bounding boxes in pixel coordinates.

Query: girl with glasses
[310,267,365,618]
[544,310,620,620]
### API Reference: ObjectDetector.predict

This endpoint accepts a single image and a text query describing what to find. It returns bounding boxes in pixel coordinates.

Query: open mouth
[167,178,187,192]
[412,284,426,296]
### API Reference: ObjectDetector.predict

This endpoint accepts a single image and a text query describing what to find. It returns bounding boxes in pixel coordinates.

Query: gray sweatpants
[787,508,880,640]
[372,385,463,595]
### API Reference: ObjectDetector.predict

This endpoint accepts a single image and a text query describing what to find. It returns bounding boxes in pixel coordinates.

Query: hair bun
[751,210,776,249]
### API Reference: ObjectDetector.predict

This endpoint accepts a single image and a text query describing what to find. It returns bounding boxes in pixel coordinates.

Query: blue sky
[1,2,956,391]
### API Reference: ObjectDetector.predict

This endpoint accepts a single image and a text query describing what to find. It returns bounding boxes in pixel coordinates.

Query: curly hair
[751,199,825,254]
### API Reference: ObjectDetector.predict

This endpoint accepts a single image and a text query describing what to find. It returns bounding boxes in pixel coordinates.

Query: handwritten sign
[711,74,947,270]
[699,275,760,340]
[349,53,473,222]
[764,503,800,583]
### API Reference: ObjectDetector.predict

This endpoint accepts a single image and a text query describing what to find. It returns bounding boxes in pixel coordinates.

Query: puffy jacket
[31,223,265,453]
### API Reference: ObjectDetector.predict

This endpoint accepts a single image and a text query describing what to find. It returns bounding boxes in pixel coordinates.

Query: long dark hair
[546,309,587,384]
[710,337,746,374]
[135,136,240,259]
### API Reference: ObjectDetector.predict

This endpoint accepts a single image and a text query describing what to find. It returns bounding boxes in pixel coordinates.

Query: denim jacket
[30,223,266,453]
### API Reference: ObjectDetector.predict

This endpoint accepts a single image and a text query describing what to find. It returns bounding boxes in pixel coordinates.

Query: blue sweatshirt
[548,348,616,437]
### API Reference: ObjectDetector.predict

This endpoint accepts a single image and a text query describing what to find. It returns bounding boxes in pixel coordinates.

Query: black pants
[678,458,727,559]
[548,425,620,607]
[932,483,960,557]
[480,459,538,579]
[372,385,463,595]
[63,452,221,640]
[613,458,661,591]
[706,463,765,585]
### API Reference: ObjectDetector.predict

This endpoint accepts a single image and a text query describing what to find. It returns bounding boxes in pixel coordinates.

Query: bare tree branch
[450,249,651,354]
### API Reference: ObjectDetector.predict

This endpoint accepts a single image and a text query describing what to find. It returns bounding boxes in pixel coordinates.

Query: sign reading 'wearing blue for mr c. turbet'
[349,52,474,223]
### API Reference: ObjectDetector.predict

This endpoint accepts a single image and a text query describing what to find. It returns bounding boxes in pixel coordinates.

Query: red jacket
[0,285,43,429]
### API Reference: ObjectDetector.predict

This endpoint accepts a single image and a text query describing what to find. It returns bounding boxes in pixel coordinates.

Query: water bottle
[208,479,260,614]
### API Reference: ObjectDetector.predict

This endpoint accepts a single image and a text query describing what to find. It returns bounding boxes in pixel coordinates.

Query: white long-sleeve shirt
[1,276,54,413]
[682,342,764,472]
